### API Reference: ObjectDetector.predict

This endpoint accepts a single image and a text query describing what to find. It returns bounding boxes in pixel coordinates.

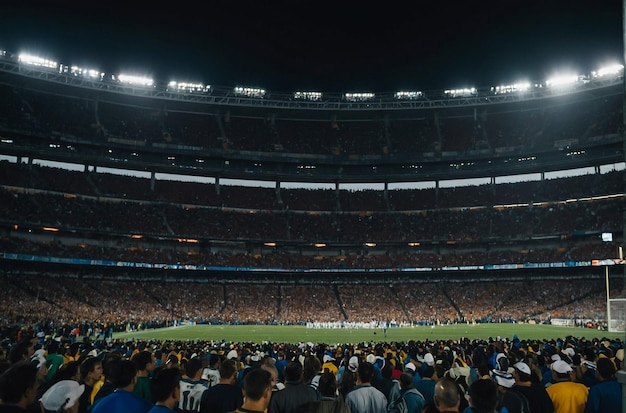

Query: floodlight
[234,86,266,98]
[118,74,154,86]
[545,74,579,87]
[394,91,423,100]
[294,91,323,101]
[59,64,103,79]
[18,53,57,69]
[491,82,531,94]
[168,81,209,93]
[344,92,375,102]
[592,64,624,78]
[443,88,476,97]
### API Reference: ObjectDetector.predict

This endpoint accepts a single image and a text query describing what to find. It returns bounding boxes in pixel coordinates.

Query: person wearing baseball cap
[40,380,85,413]
[546,360,588,413]
[511,361,554,413]
[490,369,530,413]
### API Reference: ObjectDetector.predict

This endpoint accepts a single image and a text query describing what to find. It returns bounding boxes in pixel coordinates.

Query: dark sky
[0,0,622,93]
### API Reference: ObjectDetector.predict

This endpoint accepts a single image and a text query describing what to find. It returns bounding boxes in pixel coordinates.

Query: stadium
[0,45,625,347]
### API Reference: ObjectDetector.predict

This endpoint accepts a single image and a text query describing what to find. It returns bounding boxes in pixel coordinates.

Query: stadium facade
[0,49,624,328]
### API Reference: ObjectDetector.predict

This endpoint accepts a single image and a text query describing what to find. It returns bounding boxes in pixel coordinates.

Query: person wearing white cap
[322,354,338,376]
[545,360,588,413]
[422,353,435,370]
[338,356,359,398]
[490,369,530,413]
[226,349,239,362]
[511,361,554,413]
[348,357,358,374]
[404,360,424,392]
[404,362,417,376]
[40,380,85,413]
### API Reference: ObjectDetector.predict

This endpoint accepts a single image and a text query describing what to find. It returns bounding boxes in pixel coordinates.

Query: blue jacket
[399,388,425,413]
[92,389,152,413]
[584,379,621,413]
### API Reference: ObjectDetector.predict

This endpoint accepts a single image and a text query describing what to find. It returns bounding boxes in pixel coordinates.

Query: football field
[113,323,624,344]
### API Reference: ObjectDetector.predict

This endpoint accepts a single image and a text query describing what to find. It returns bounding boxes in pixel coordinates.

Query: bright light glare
[18,53,57,69]
[395,91,423,99]
[593,64,624,77]
[545,74,579,87]
[168,81,209,93]
[72,66,101,79]
[344,92,375,102]
[491,82,531,94]
[118,74,154,86]
[60,64,102,79]
[294,91,323,101]
[444,88,476,97]
[234,87,266,98]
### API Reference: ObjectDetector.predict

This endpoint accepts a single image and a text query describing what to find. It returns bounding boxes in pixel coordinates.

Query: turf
[113,323,624,344]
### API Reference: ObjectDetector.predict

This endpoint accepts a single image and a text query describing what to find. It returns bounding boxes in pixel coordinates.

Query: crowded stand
[0,52,624,351]
[0,271,621,331]
[0,176,621,245]
[0,53,625,413]
[1,321,624,413]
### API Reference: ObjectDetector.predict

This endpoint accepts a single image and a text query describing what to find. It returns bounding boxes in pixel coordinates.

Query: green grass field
[113,324,624,344]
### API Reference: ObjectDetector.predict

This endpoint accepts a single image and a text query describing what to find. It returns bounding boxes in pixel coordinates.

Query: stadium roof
[0,0,622,93]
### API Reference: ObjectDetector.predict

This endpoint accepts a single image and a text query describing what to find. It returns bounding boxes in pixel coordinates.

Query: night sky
[0,0,622,93]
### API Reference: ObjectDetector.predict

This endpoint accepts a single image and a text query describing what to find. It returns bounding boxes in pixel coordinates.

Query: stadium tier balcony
[0,76,622,160]
[0,162,622,246]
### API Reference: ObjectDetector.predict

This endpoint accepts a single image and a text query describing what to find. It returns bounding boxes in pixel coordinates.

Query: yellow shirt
[322,361,338,375]
[546,380,588,413]
[91,376,105,404]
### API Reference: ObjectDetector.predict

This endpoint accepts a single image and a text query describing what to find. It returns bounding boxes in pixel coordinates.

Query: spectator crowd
[0,329,623,413]
[0,272,617,337]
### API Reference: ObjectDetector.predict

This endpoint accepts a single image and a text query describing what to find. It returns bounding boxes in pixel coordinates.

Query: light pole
[617,4,626,412]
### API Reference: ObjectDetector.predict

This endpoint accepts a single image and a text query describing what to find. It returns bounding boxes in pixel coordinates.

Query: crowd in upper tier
[0,159,622,270]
